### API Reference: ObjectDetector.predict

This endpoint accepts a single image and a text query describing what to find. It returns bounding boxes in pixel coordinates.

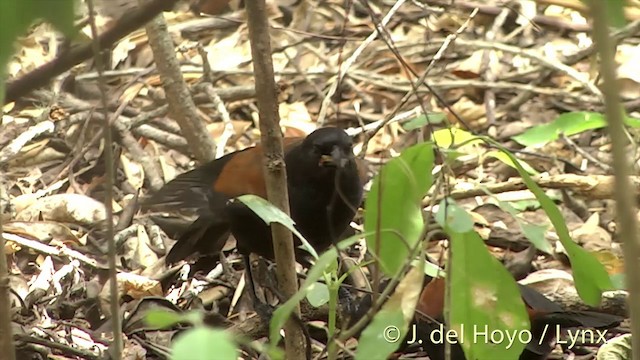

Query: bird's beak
[319,146,350,168]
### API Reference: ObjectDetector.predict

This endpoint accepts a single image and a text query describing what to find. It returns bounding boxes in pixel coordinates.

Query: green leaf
[172,328,238,360]
[509,199,541,212]
[434,199,474,234]
[356,309,405,359]
[607,0,627,28]
[596,333,632,360]
[485,150,538,175]
[610,273,626,291]
[235,194,318,258]
[269,234,361,343]
[423,259,445,278]
[364,142,434,277]
[439,148,466,164]
[449,230,530,360]
[512,112,607,147]
[608,0,626,28]
[402,112,446,131]
[520,222,553,254]
[511,112,640,147]
[432,128,483,149]
[306,282,330,307]
[494,147,614,305]
[582,0,626,28]
[355,263,424,360]
[488,197,553,254]
[144,309,186,329]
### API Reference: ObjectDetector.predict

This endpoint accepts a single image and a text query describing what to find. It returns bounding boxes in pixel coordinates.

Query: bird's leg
[217,251,236,281]
[337,284,357,323]
[243,255,274,320]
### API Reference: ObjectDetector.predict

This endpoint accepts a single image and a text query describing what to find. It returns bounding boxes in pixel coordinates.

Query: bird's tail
[165,214,229,264]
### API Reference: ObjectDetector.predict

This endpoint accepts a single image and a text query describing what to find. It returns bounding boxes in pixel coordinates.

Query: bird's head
[301,127,356,170]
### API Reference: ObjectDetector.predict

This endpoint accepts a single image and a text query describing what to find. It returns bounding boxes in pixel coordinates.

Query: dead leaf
[571,212,612,252]
[99,272,163,316]
[121,153,145,190]
[17,194,107,225]
[4,220,82,245]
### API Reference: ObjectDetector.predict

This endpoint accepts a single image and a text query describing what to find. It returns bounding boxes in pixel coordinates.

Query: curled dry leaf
[99,272,163,316]
[9,275,29,305]
[571,212,613,252]
[4,238,22,254]
[7,138,67,168]
[16,193,107,226]
[122,225,159,270]
[9,23,59,77]
[451,50,504,80]
[205,31,252,71]
[616,44,640,99]
[206,120,252,143]
[390,265,426,321]
[4,221,82,245]
[447,97,490,130]
[279,102,314,136]
[363,124,400,155]
[67,327,106,354]
[121,153,145,190]
[29,256,55,294]
[122,339,148,360]
[520,270,628,316]
[12,193,39,214]
[519,269,580,303]
[51,260,82,295]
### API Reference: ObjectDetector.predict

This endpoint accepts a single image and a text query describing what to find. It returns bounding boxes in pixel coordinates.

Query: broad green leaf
[449,230,529,360]
[235,194,318,258]
[356,309,405,359]
[512,112,640,147]
[172,328,238,360]
[355,263,424,360]
[434,199,474,234]
[364,142,434,276]
[513,112,606,147]
[494,147,613,305]
[402,112,446,131]
[306,282,330,307]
